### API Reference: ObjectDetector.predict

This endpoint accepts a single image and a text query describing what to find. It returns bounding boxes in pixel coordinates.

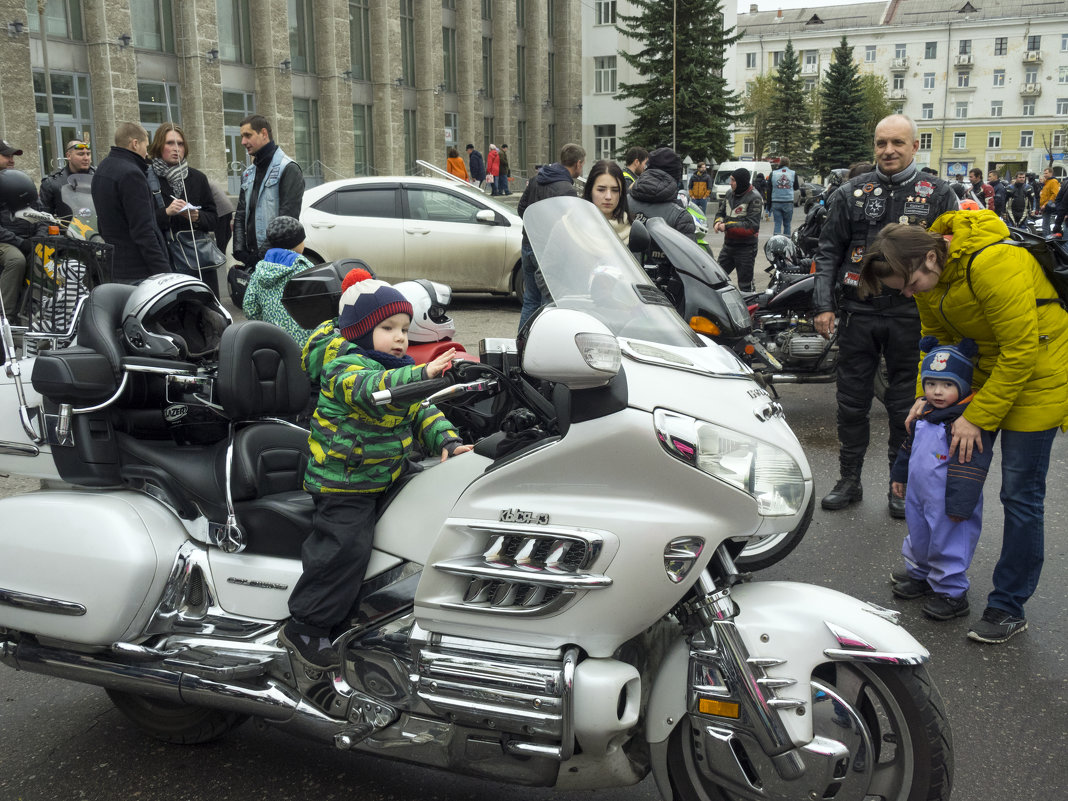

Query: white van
[711,161,772,203]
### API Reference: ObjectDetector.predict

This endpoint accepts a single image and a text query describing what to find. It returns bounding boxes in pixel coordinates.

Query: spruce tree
[616,0,741,163]
[766,40,813,175]
[813,36,872,175]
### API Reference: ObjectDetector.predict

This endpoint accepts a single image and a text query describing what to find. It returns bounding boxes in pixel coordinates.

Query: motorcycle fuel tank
[765,274,816,314]
[0,490,188,645]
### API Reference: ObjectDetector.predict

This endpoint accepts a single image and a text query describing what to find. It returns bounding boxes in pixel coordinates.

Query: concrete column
[455,0,480,153]
[81,0,139,150]
[524,0,547,167]
[0,0,39,182]
[249,0,295,153]
[491,0,517,147]
[314,0,355,180]
[554,0,582,149]
[415,0,444,165]
[370,2,401,174]
[173,0,226,186]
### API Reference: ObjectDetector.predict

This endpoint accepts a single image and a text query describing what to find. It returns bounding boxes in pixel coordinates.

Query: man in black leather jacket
[812,114,958,518]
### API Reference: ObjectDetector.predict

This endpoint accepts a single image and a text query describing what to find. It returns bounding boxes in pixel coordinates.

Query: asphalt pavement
[0,206,1065,800]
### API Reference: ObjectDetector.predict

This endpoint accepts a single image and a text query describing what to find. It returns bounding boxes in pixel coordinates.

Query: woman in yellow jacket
[859,209,1068,644]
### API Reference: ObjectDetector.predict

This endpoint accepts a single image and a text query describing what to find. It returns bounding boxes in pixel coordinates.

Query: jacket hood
[536,163,574,186]
[929,210,1010,270]
[254,248,307,290]
[630,168,678,203]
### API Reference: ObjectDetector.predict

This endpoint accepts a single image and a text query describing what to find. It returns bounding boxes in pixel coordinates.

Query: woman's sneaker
[278,621,340,669]
[922,593,969,621]
[967,607,1028,644]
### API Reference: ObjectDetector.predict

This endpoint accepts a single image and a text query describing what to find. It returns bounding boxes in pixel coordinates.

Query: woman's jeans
[989,427,1057,617]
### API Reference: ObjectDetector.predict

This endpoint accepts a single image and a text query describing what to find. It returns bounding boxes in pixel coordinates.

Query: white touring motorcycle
[0,197,951,800]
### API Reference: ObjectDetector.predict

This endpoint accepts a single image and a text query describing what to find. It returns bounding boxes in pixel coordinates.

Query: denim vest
[771,168,796,203]
[241,147,294,245]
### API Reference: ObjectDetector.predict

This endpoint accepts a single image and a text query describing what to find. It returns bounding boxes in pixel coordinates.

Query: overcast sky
[738,0,861,12]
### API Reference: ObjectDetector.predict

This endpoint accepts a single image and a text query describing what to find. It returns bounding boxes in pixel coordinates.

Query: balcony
[801,62,819,75]
[890,57,908,70]
[890,88,907,100]
[954,53,973,68]
[1023,50,1042,63]
[1020,83,1042,96]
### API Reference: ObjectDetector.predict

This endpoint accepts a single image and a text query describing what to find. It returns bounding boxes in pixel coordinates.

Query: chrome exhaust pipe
[1,638,341,739]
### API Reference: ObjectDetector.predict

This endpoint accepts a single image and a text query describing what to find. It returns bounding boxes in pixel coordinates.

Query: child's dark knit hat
[337,268,413,344]
[266,215,305,250]
[647,147,683,182]
[919,336,978,399]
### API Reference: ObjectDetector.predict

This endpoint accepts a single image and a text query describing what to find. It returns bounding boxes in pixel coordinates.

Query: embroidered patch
[904,202,930,217]
[864,196,886,221]
[844,271,860,286]
[863,183,875,194]
[930,352,950,371]
[850,246,865,263]
[915,181,934,197]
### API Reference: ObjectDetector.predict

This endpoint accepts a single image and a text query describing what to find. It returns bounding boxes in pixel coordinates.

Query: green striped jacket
[301,322,461,494]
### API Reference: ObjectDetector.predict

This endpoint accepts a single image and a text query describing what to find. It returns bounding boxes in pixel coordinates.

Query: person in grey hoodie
[516,143,586,330]
[242,215,316,345]
[628,147,696,240]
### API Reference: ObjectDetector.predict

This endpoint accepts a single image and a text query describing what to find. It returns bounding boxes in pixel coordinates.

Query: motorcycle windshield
[524,197,702,348]
[60,173,98,229]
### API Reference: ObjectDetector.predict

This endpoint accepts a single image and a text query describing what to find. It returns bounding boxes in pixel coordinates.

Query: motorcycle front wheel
[731,492,814,572]
[106,689,249,745]
[666,662,953,801]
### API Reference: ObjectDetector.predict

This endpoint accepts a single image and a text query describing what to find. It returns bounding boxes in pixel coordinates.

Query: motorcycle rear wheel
[666,662,952,801]
[106,689,249,745]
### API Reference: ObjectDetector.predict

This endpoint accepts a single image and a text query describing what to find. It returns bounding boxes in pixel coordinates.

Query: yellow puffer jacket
[920,210,1068,432]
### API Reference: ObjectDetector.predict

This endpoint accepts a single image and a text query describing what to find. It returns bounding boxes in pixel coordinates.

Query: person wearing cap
[887,336,992,622]
[242,216,316,344]
[0,139,22,171]
[712,167,763,292]
[0,140,45,313]
[278,269,474,669]
[40,140,95,220]
[628,146,696,241]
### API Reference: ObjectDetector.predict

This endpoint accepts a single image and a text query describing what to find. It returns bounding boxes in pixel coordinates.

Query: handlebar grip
[371,376,452,407]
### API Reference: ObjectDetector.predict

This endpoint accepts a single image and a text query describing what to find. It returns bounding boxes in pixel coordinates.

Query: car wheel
[510,261,525,302]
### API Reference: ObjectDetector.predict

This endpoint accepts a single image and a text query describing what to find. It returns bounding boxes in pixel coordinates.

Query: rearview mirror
[475,209,497,224]
[628,219,650,254]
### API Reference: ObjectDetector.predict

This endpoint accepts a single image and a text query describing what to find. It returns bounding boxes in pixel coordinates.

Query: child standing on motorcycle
[889,337,992,621]
[280,269,474,669]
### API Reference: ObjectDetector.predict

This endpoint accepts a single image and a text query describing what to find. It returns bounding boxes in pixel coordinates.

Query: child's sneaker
[278,621,340,669]
[922,593,969,621]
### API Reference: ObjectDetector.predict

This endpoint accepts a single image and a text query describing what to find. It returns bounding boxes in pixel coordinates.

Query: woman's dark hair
[582,159,629,223]
[447,147,459,159]
[148,122,189,160]
[857,222,948,299]
[848,161,873,178]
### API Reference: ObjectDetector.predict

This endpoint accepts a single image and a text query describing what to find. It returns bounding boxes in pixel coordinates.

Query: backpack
[965,229,1068,308]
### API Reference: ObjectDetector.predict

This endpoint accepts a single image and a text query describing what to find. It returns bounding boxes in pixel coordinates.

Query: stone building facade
[1,0,581,190]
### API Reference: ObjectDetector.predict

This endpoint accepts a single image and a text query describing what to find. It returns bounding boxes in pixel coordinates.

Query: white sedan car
[300,176,525,297]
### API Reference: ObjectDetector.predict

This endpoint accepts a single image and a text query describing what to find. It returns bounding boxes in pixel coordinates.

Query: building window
[27,0,84,40]
[921,103,933,120]
[481,0,491,19]
[1054,131,1065,149]
[772,51,784,67]
[217,0,252,64]
[288,0,316,73]
[546,0,553,35]
[924,41,937,59]
[1058,98,1068,115]
[223,90,254,193]
[138,81,180,136]
[864,45,876,62]
[952,132,966,148]
[548,52,555,103]
[594,125,616,160]
[483,115,493,155]
[959,40,971,55]
[1027,35,1040,51]
[481,37,493,97]
[923,73,935,90]
[594,56,617,94]
[350,0,371,81]
[402,108,416,175]
[1062,33,1068,52]
[353,104,374,176]
[1059,66,1068,84]
[515,0,525,27]
[804,51,818,67]
[994,37,1007,56]
[990,100,1003,117]
[746,52,757,69]
[595,0,615,25]
[1022,101,1035,116]
[804,78,816,92]
[442,27,457,92]
[442,0,455,8]
[993,70,1005,87]
[131,0,174,52]
[1020,130,1034,148]
[516,45,526,101]
[919,133,932,150]
[399,0,415,86]
[1025,68,1038,83]
[893,76,905,91]
[516,120,526,179]
[988,131,1001,148]
[895,43,906,58]
[743,137,755,155]
[548,123,557,166]
[33,70,92,175]
[293,97,321,182]
[955,101,968,118]
[444,111,457,147]
[957,72,969,88]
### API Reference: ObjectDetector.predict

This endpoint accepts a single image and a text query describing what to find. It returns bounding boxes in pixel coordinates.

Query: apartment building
[734,0,1068,178]
[0,0,581,189]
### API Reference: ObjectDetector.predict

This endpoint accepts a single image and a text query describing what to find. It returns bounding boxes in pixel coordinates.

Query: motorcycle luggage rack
[21,236,113,355]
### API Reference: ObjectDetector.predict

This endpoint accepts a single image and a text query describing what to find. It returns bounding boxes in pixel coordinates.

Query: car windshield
[523,197,702,348]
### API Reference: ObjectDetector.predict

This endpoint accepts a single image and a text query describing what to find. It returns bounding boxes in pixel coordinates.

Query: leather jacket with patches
[813,164,958,315]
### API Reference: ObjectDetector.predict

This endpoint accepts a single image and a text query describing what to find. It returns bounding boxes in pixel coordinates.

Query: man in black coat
[40,139,95,220]
[92,122,171,283]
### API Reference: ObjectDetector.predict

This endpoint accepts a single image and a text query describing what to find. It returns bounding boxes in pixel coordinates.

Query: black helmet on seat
[121,274,231,362]
[763,235,798,267]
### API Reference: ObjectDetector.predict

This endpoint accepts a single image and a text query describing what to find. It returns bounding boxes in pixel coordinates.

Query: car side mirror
[475,209,497,224]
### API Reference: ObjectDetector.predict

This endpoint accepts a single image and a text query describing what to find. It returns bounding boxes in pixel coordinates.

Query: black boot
[887,486,906,519]
[821,475,863,510]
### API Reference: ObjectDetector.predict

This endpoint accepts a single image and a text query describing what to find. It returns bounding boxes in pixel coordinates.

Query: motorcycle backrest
[76,282,135,378]
[216,321,310,419]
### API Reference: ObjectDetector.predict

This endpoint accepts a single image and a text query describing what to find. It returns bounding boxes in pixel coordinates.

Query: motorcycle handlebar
[371,376,453,407]
[15,208,61,226]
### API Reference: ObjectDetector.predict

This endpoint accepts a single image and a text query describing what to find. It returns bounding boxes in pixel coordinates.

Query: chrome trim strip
[0,587,86,616]
[432,557,611,589]
[824,622,876,651]
[822,648,929,666]
[0,440,39,457]
[505,741,562,759]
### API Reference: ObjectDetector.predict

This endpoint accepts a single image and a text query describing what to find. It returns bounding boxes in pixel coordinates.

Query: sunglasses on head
[69,144,90,151]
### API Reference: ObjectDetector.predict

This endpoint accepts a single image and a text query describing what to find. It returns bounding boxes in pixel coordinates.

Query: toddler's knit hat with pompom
[919,336,978,399]
[337,268,413,345]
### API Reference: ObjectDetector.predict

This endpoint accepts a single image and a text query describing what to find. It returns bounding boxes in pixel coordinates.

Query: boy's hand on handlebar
[441,444,475,462]
[425,348,457,379]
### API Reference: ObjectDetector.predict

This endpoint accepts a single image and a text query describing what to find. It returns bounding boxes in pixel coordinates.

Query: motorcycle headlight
[655,409,805,516]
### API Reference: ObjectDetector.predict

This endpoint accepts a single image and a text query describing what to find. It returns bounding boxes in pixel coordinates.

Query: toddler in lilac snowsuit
[889,337,993,622]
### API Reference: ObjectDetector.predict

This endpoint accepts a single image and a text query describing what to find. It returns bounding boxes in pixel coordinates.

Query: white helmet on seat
[393,279,455,343]
[121,273,231,362]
